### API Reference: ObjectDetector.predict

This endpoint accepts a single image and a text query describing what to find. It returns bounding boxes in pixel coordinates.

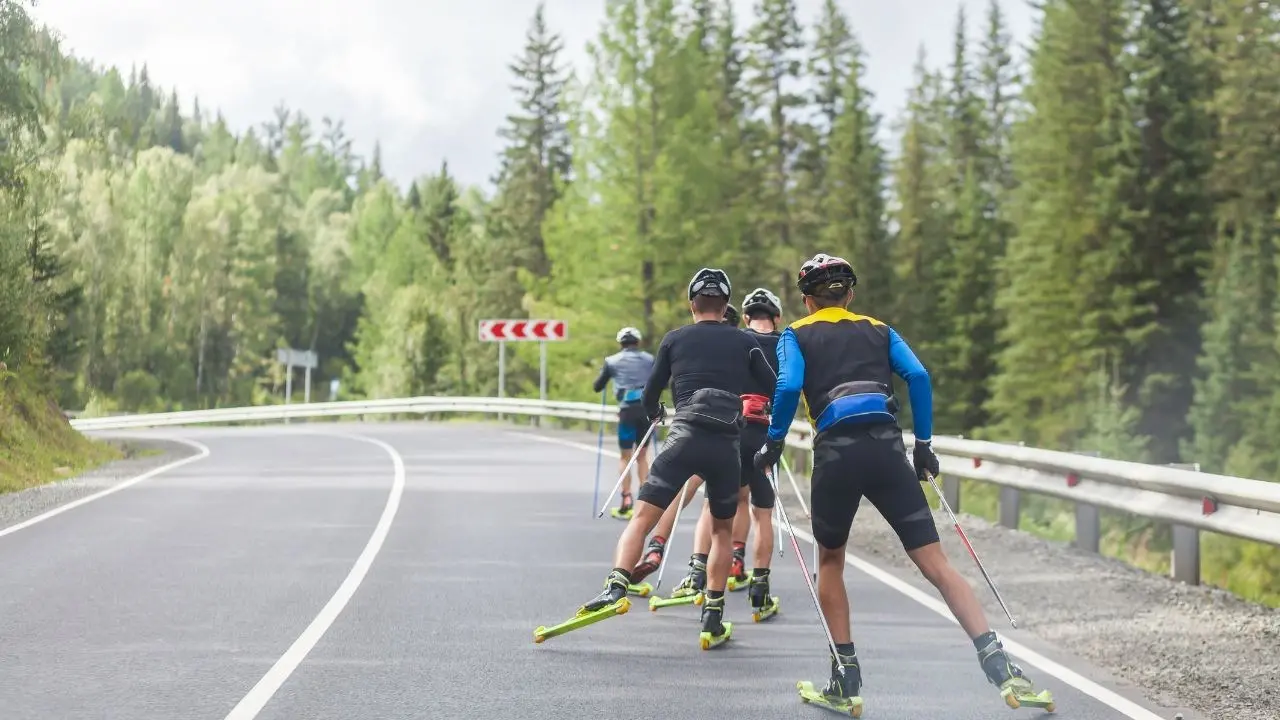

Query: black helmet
[688,267,732,301]
[796,253,856,296]
[742,287,782,318]
[722,304,740,326]
[616,326,642,345]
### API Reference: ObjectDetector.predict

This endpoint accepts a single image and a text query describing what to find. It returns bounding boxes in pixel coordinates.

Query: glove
[648,402,667,426]
[754,438,785,472]
[912,439,939,482]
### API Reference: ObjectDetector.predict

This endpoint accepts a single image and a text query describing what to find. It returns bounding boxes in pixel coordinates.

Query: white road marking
[514,429,1168,720]
[222,433,406,720]
[0,436,211,539]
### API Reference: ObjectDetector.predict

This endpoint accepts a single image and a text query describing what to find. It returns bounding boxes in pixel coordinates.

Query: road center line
[0,436,211,540]
[510,428,1167,720]
[222,432,406,720]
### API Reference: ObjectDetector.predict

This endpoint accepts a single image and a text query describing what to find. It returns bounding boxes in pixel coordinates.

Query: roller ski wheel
[979,633,1055,712]
[627,582,653,597]
[751,596,780,623]
[699,621,733,650]
[797,680,863,717]
[532,597,630,644]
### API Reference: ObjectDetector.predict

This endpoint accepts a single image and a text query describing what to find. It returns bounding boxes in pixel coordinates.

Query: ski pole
[596,419,659,518]
[924,471,1018,628]
[592,390,606,516]
[653,478,693,591]
[774,464,783,558]
[765,466,848,678]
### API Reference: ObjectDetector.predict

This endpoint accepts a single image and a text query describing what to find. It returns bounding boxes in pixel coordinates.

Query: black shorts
[738,422,775,509]
[638,420,740,519]
[810,424,939,551]
[617,403,648,450]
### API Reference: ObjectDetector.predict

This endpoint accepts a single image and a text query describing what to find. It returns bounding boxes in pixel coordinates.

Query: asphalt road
[0,422,1173,719]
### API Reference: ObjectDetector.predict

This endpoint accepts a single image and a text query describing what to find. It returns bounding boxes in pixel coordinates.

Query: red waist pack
[741,394,771,424]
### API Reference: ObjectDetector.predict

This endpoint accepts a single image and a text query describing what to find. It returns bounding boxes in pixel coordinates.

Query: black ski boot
[671,554,707,598]
[631,536,666,584]
[581,570,630,613]
[976,632,1056,711]
[798,644,864,716]
[698,593,733,650]
[727,542,749,591]
[610,492,634,520]
[748,568,780,622]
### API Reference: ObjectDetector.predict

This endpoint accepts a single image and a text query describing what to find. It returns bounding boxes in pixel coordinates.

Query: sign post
[276,348,319,424]
[478,320,568,419]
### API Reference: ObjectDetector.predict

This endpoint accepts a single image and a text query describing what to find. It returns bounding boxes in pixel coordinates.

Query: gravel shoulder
[514,424,1278,720]
[779,492,1278,720]
[0,437,198,531]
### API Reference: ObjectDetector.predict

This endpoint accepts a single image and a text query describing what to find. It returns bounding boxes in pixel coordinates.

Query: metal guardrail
[69,396,1280,586]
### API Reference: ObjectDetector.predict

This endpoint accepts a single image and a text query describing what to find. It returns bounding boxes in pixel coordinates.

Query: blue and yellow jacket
[765,307,933,442]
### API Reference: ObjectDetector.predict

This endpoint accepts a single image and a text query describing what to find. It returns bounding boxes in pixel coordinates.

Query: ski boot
[650,554,706,610]
[631,535,666,585]
[747,569,780,622]
[533,571,631,643]
[609,491,634,520]
[977,632,1056,712]
[797,646,864,717]
[698,593,733,650]
[726,542,749,591]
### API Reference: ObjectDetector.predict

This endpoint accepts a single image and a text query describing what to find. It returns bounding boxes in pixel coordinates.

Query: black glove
[912,439,939,481]
[648,402,666,426]
[754,438,785,472]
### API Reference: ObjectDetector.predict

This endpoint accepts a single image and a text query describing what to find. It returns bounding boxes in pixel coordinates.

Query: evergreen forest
[2,0,1278,604]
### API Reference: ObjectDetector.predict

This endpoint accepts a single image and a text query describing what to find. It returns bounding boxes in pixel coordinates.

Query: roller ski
[533,571,631,644]
[698,594,733,650]
[748,570,779,622]
[797,648,863,717]
[978,633,1056,712]
[649,554,706,611]
[609,491,634,520]
[726,543,749,591]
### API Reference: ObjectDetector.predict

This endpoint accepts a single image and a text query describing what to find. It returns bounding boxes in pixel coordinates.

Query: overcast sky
[32,0,1034,190]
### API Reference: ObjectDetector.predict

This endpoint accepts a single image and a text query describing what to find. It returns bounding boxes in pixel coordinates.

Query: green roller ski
[609,507,633,520]
[627,582,653,597]
[726,575,750,592]
[648,591,703,611]
[1002,686,1056,713]
[533,597,630,644]
[699,621,733,650]
[751,596,780,622]
[797,680,863,717]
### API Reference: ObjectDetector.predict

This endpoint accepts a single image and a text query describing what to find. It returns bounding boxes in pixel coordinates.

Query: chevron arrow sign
[478,319,568,342]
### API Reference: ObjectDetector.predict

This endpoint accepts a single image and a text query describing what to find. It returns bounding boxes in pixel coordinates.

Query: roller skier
[558,268,777,650]
[753,254,1055,714]
[593,327,654,520]
[630,300,745,587]
[656,288,784,622]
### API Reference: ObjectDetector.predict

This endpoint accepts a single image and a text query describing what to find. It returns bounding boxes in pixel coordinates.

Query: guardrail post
[1168,462,1202,586]
[998,486,1020,529]
[942,475,960,513]
[1071,451,1101,553]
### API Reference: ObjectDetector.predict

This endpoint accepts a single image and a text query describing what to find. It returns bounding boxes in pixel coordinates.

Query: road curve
[0,422,1180,719]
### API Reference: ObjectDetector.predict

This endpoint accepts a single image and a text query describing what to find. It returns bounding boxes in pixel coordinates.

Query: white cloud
[31,0,1033,189]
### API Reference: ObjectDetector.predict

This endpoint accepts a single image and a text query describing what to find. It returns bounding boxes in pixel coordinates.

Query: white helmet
[616,327,642,344]
[742,287,783,318]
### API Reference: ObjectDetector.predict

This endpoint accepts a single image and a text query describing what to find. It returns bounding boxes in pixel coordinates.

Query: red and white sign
[478,319,568,342]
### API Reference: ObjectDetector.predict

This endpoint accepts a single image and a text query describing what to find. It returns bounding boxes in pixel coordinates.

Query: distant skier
[577,268,776,649]
[753,253,1055,714]
[593,327,654,520]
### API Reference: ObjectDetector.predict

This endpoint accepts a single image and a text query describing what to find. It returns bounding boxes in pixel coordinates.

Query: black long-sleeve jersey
[642,320,777,418]
[742,328,781,397]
